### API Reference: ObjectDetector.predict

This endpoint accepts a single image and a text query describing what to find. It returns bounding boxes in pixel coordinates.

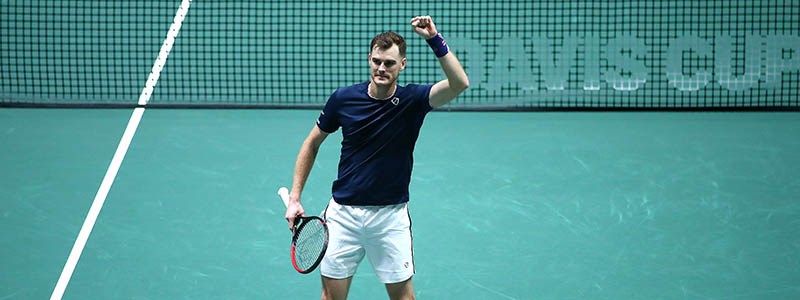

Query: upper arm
[428,79,462,109]
[306,124,330,149]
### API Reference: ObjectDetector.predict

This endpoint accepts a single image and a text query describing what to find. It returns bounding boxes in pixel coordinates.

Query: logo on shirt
[391,97,400,106]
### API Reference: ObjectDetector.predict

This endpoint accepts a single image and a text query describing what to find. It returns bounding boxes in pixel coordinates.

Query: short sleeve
[414,84,434,113]
[316,90,340,133]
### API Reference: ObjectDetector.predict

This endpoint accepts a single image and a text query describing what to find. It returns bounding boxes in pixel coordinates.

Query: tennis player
[285,16,468,300]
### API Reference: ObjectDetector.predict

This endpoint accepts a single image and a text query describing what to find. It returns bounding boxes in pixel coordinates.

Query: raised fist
[410,16,438,39]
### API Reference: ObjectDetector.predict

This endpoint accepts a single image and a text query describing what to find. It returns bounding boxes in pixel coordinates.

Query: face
[368,44,406,87]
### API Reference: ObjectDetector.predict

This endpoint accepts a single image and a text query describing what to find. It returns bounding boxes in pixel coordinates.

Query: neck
[368,82,396,100]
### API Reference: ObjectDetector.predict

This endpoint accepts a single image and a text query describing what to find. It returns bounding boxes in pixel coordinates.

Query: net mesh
[2,0,799,110]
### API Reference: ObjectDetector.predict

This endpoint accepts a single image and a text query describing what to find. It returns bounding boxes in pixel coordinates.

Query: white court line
[49,1,192,299]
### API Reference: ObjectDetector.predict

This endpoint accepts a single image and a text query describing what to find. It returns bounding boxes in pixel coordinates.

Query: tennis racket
[277,186,329,274]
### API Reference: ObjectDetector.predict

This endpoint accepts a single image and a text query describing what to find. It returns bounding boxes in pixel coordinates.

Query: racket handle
[277,186,291,208]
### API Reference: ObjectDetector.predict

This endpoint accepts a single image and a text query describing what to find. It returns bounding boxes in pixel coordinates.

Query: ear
[400,57,407,71]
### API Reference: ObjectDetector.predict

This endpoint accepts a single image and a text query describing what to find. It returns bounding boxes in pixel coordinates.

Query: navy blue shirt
[317,81,433,206]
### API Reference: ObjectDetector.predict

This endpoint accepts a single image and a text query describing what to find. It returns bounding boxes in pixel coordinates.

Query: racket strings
[294,220,326,270]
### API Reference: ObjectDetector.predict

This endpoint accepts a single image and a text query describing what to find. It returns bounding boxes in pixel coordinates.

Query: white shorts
[320,199,414,284]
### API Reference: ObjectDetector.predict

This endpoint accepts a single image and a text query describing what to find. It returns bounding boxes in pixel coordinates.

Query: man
[285,16,468,300]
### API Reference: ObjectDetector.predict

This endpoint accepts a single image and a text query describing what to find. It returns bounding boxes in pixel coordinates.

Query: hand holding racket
[278,187,329,274]
[282,188,305,231]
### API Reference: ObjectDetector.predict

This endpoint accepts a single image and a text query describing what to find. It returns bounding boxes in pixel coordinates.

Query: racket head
[291,216,329,274]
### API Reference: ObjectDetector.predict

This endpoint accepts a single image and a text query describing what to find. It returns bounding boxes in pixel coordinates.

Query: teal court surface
[1,108,799,299]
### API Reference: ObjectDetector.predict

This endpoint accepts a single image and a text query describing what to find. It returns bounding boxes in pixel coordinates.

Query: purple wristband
[426,33,449,58]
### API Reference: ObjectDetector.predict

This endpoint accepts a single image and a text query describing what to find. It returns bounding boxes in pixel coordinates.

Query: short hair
[370,31,406,57]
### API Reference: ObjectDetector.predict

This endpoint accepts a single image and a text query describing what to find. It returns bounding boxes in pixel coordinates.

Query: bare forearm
[290,124,329,203]
[291,136,323,202]
[438,52,469,93]
[412,16,470,107]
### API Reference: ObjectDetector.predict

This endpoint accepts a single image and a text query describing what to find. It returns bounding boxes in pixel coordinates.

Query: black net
[2,1,799,110]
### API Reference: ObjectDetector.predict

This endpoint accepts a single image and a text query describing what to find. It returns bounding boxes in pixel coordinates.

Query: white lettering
[666,35,712,91]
